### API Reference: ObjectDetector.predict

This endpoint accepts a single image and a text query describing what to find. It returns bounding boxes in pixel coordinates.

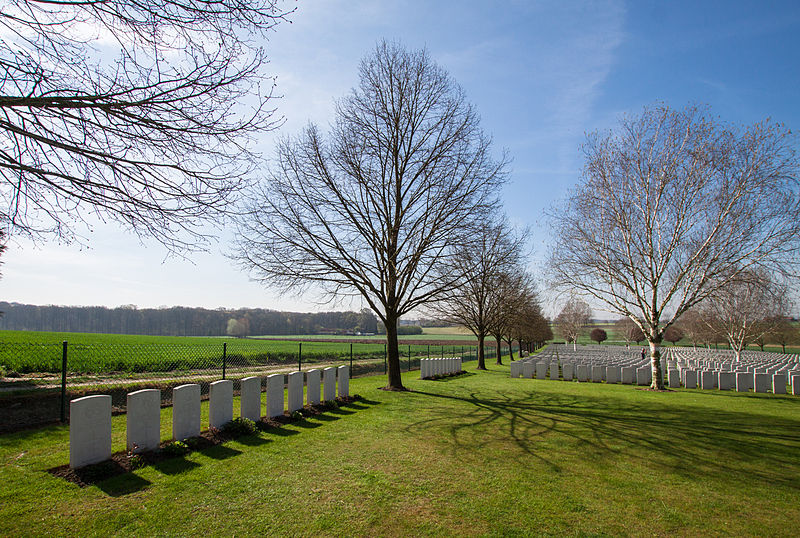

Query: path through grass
[1,364,799,535]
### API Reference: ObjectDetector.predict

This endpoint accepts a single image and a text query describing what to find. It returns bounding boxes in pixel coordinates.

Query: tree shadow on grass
[408,387,800,489]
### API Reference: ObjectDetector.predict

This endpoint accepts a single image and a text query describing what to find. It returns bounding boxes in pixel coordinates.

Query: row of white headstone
[419,357,462,379]
[69,365,350,469]
[510,361,654,385]
[510,358,800,395]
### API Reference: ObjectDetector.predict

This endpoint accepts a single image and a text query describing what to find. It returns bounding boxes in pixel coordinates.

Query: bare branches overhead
[0,0,292,250]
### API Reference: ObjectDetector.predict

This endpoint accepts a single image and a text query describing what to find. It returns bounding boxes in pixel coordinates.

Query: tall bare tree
[555,297,592,350]
[434,220,522,370]
[548,104,800,389]
[489,268,537,364]
[233,41,507,390]
[1,0,291,250]
[699,271,789,361]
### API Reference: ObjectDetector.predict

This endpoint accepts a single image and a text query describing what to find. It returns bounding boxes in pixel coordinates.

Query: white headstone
[338,365,350,397]
[510,362,523,378]
[323,367,336,401]
[287,371,304,412]
[550,363,560,380]
[70,395,112,468]
[306,369,321,405]
[684,370,697,389]
[754,373,770,393]
[523,362,535,379]
[606,366,621,384]
[736,372,751,392]
[126,389,161,453]
[209,379,233,429]
[792,374,800,396]
[576,364,589,382]
[621,366,635,384]
[636,367,650,386]
[240,376,262,421]
[667,369,680,388]
[173,383,201,440]
[536,362,548,379]
[717,372,734,391]
[562,362,574,381]
[773,374,787,395]
[266,374,284,417]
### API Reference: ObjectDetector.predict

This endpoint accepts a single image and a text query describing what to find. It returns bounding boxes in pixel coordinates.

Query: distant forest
[0,302,379,337]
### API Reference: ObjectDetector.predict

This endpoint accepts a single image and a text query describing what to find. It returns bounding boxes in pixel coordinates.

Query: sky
[2,0,800,315]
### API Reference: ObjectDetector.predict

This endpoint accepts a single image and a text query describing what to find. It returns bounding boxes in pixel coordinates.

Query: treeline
[0,302,379,337]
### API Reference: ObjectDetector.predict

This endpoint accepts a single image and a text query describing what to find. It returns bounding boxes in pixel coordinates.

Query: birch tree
[699,271,789,361]
[234,41,507,390]
[548,104,800,389]
[555,297,592,350]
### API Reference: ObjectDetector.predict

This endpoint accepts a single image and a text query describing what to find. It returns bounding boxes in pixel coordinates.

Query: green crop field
[0,330,485,375]
[1,363,798,535]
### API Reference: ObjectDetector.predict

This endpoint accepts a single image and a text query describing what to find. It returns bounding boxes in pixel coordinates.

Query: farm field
[0,330,485,375]
[1,363,799,535]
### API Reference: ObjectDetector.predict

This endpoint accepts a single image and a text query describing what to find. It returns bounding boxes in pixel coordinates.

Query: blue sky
[2,0,799,314]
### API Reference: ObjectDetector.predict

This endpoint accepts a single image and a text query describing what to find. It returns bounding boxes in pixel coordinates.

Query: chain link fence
[0,339,490,433]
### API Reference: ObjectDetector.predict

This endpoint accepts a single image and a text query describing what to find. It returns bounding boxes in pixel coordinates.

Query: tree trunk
[648,338,664,390]
[476,334,487,370]
[506,338,515,361]
[494,335,503,365]
[383,316,406,390]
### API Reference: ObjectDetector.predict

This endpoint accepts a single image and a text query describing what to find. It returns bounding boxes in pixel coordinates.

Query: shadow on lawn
[408,386,800,489]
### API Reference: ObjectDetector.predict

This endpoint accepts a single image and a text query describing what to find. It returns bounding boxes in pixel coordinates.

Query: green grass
[1,363,798,535]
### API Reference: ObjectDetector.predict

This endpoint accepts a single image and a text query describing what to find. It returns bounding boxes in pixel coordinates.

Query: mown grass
[1,363,798,536]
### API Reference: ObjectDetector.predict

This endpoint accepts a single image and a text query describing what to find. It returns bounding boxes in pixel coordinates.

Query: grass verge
[1,364,798,535]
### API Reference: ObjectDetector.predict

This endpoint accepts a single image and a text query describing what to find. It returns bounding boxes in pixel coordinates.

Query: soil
[47,395,360,487]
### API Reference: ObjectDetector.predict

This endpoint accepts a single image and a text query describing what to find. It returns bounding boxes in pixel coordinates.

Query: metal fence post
[299,342,302,371]
[350,342,353,370]
[60,341,68,423]
[384,343,387,374]
[222,342,227,380]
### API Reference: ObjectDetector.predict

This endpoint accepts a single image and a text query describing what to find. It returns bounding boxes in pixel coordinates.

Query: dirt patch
[48,395,361,487]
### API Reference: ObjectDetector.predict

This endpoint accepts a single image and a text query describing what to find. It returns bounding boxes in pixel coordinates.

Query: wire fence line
[0,339,499,433]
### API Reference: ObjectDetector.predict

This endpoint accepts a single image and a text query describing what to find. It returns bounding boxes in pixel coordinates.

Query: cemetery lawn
[1,364,799,536]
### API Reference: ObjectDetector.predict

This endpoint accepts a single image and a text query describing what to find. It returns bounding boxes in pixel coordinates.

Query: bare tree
[233,41,507,390]
[555,297,592,350]
[675,309,712,349]
[526,310,553,351]
[699,271,789,361]
[548,104,800,388]
[488,267,536,365]
[614,317,644,346]
[662,325,684,346]
[769,317,799,353]
[435,220,523,370]
[1,0,291,250]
